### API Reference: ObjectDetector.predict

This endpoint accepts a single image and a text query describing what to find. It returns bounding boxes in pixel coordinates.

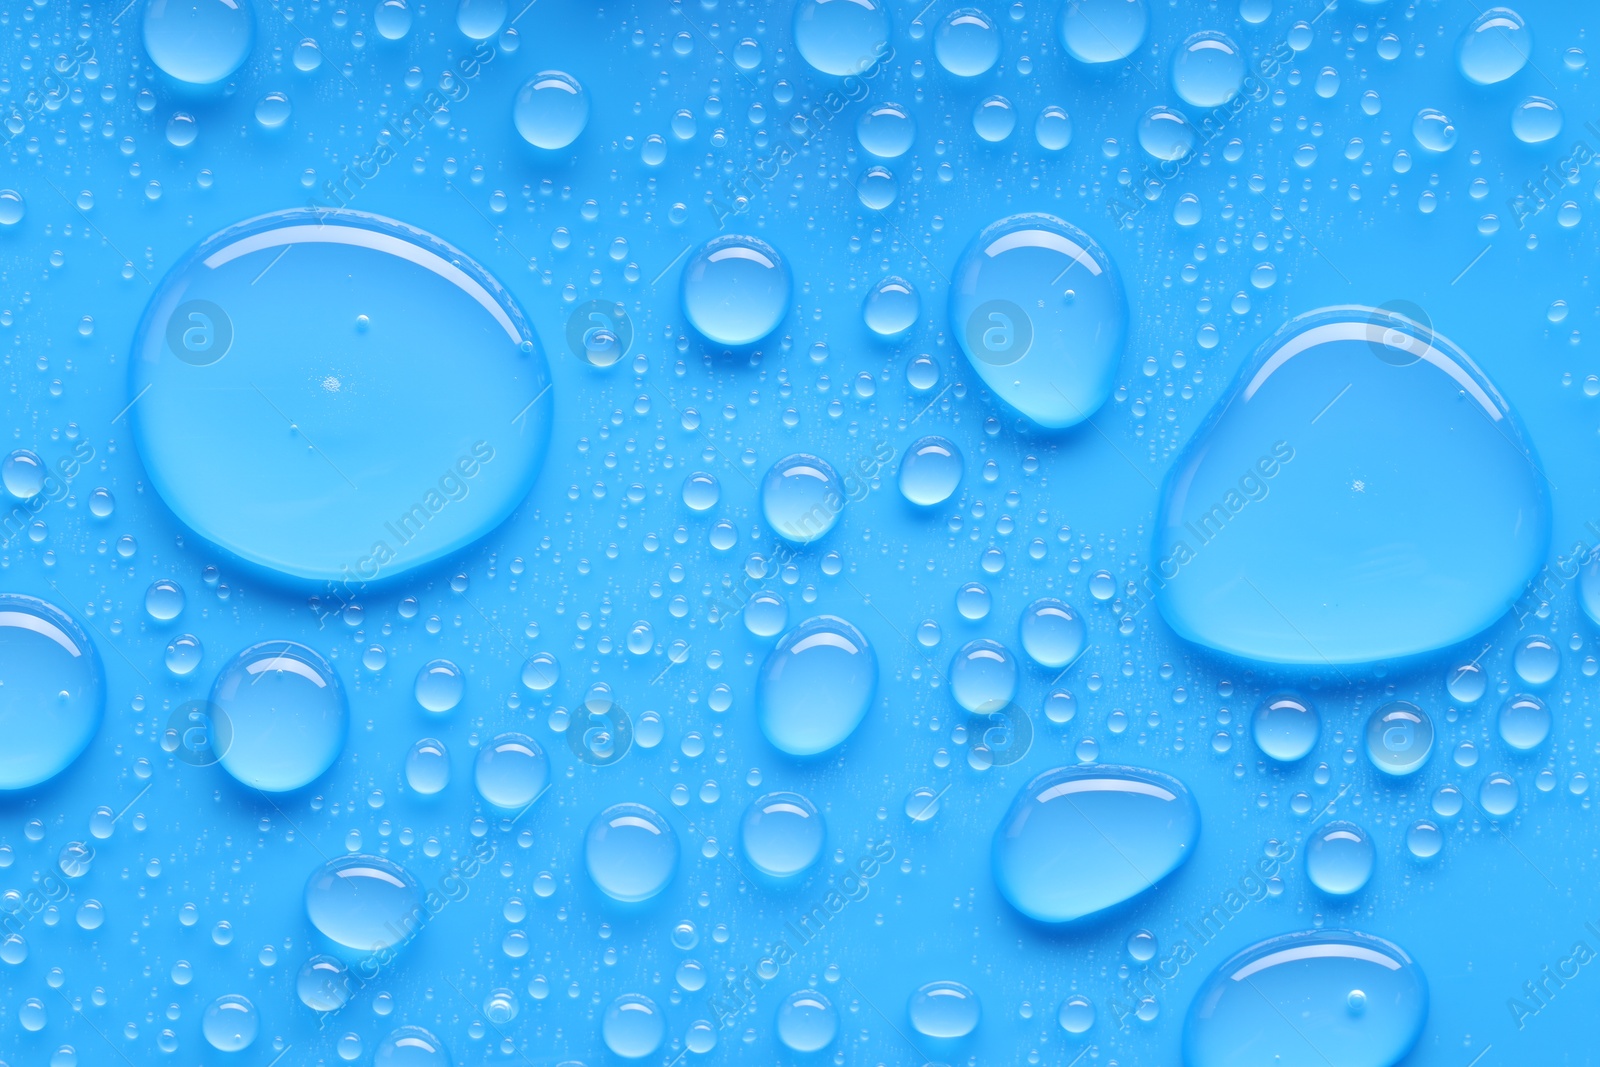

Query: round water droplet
[762,453,842,544]
[297,955,351,1011]
[143,0,254,85]
[603,994,665,1059]
[1406,820,1442,859]
[1497,693,1550,752]
[211,642,345,792]
[740,791,825,878]
[202,994,257,1052]
[404,738,450,795]
[2,449,45,498]
[375,1025,450,1067]
[1059,993,1095,1033]
[1457,7,1529,85]
[1513,634,1559,685]
[586,803,678,902]
[144,578,185,621]
[166,111,198,147]
[0,595,104,791]
[374,0,413,40]
[1305,821,1374,896]
[950,639,1018,713]
[255,91,292,128]
[1155,307,1547,664]
[1184,930,1427,1067]
[1512,96,1562,143]
[304,854,424,952]
[973,95,1017,141]
[1018,597,1085,669]
[1172,31,1244,108]
[1480,772,1519,816]
[1365,701,1433,777]
[474,732,549,809]
[1035,105,1073,150]
[414,659,464,712]
[898,436,963,506]
[1251,693,1319,763]
[456,0,506,39]
[744,591,789,638]
[0,190,24,227]
[1445,661,1486,704]
[520,652,558,691]
[793,0,891,77]
[935,8,1000,77]
[1412,108,1458,152]
[1138,106,1195,161]
[1060,0,1147,64]
[950,213,1128,429]
[513,71,588,149]
[909,981,980,1039]
[858,164,899,209]
[863,276,920,337]
[682,471,720,511]
[993,764,1199,923]
[680,234,790,347]
[858,102,915,158]
[777,989,838,1052]
[131,210,552,583]
[758,616,877,756]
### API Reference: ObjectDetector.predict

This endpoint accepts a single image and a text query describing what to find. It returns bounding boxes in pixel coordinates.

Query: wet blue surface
[3,1,1600,1065]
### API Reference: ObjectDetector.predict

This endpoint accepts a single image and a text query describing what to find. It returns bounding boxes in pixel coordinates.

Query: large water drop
[950,214,1128,429]
[1184,930,1428,1067]
[585,803,678,902]
[130,210,552,583]
[1154,307,1548,664]
[144,0,254,86]
[762,453,842,543]
[793,0,891,77]
[0,595,104,791]
[304,854,424,952]
[1059,0,1147,64]
[898,436,963,506]
[740,791,825,878]
[681,234,791,347]
[908,981,981,1039]
[210,642,345,792]
[1457,7,1530,85]
[757,616,877,756]
[513,71,588,149]
[992,765,1199,923]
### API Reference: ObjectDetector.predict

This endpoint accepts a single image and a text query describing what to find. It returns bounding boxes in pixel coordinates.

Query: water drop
[740,792,825,878]
[1019,598,1086,669]
[143,0,254,85]
[950,639,1018,713]
[1059,0,1147,64]
[211,642,346,792]
[304,854,424,951]
[857,102,915,158]
[762,454,842,544]
[909,981,981,1038]
[374,1026,450,1066]
[776,989,838,1052]
[202,995,257,1052]
[1305,821,1374,896]
[1513,634,1559,685]
[1498,694,1550,751]
[603,994,666,1058]
[297,955,351,1011]
[758,616,877,756]
[935,8,1000,77]
[1172,31,1244,108]
[0,595,104,791]
[863,276,919,337]
[1457,7,1529,85]
[898,436,963,506]
[513,71,588,149]
[474,732,549,809]
[405,738,450,795]
[681,234,790,347]
[414,659,464,712]
[1251,694,1319,763]
[586,803,678,902]
[793,0,891,77]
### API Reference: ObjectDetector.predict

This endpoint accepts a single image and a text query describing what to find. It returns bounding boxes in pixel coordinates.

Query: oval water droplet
[740,791,825,878]
[1251,693,1319,762]
[297,955,351,1011]
[762,454,842,544]
[1457,7,1529,85]
[211,641,346,792]
[1059,0,1147,64]
[143,0,254,86]
[908,981,981,1039]
[513,70,588,149]
[681,234,791,347]
[950,214,1128,429]
[1184,930,1427,1067]
[758,616,877,756]
[992,764,1200,923]
[375,1025,450,1067]
[1172,31,1244,108]
[1018,597,1086,669]
[405,738,450,795]
[950,639,1018,713]
[793,0,891,77]
[304,854,424,952]
[603,994,666,1059]
[202,994,258,1052]
[414,659,464,712]
[0,595,104,791]
[1497,693,1550,751]
[898,436,963,506]
[1305,821,1375,896]
[585,803,678,902]
[776,989,838,1052]
[131,210,552,583]
[1365,701,1434,777]
[474,732,549,809]
[863,275,920,337]
[857,102,915,158]
[1155,307,1548,664]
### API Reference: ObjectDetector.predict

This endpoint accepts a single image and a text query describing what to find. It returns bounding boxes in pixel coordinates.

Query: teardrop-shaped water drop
[992,765,1199,923]
[1154,307,1548,664]
[757,616,877,756]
